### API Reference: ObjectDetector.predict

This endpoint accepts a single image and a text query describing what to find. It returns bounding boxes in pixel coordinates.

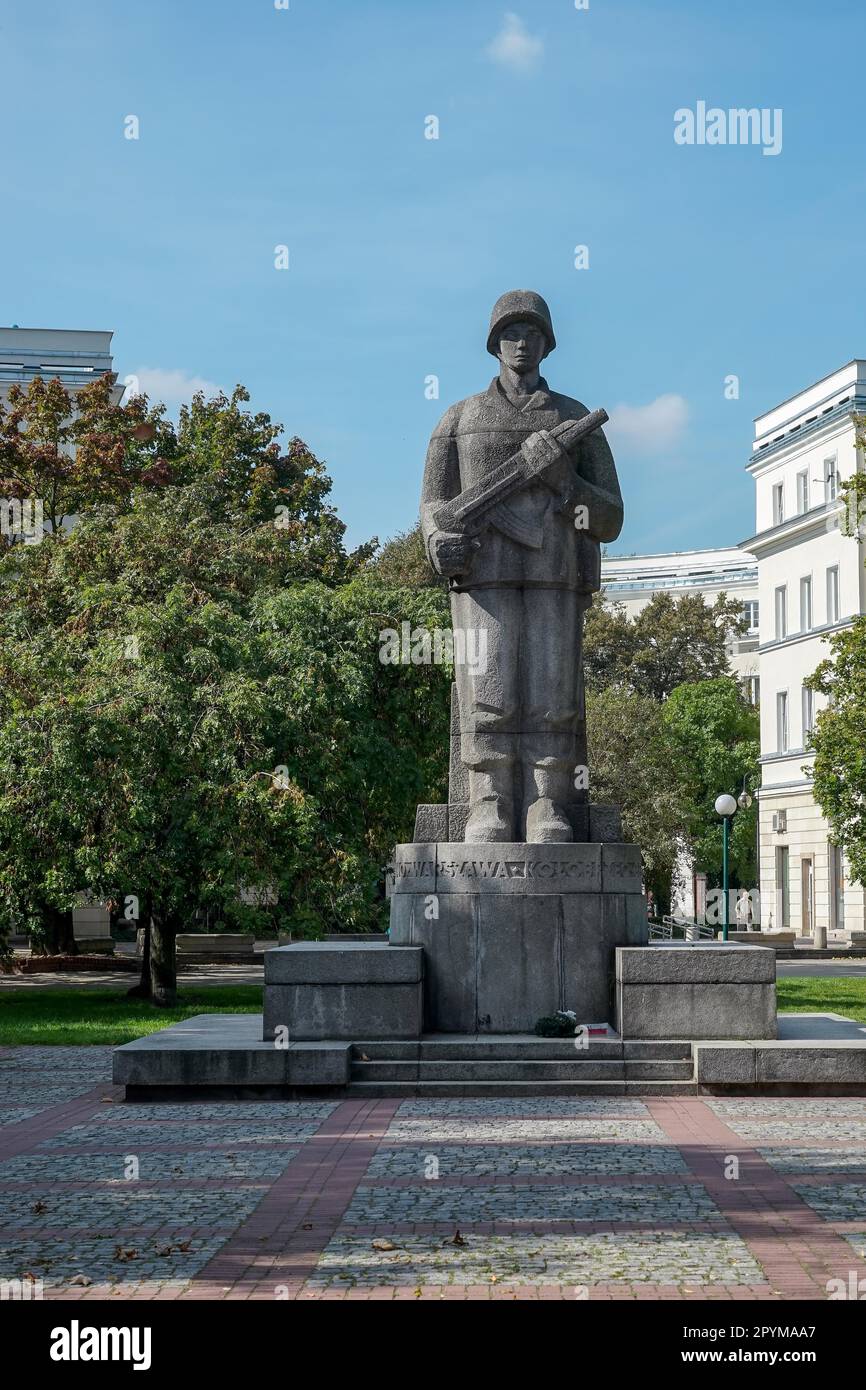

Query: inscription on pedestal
[392,843,604,895]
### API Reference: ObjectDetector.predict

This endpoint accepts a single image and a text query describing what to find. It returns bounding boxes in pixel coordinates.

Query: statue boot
[465,766,515,842]
[524,760,574,843]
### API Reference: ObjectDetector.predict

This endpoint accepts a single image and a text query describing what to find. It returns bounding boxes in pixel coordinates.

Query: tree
[0,457,450,992]
[0,373,173,539]
[583,590,747,700]
[586,686,693,908]
[366,522,444,589]
[662,678,760,888]
[803,433,866,886]
[807,619,866,887]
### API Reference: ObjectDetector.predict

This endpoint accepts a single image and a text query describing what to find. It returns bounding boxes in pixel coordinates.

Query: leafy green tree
[583,591,747,700]
[0,454,450,991]
[586,686,692,908]
[662,678,760,887]
[807,620,866,887]
[367,521,444,589]
[0,373,172,539]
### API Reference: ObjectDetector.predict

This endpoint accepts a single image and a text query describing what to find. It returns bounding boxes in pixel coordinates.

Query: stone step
[351,1039,693,1062]
[347,1079,698,1097]
[350,1059,695,1083]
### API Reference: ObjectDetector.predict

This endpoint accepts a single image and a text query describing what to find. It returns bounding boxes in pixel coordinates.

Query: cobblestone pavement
[0,1047,865,1301]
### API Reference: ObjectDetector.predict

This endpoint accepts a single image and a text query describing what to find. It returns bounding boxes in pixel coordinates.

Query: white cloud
[485,13,543,73]
[606,394,689,454]
[122,367,223,411]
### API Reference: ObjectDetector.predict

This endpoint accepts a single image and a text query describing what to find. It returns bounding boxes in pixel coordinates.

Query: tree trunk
[127,916,152,999]
[149,913,178,1007]
[35,904,76,956]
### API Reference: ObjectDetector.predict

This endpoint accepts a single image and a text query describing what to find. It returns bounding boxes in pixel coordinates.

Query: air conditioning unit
[772,810,787,833]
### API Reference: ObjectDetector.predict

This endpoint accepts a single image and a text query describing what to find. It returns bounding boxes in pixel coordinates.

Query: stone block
[392,872,639,1033]
[617,944,775,984]
[447,803,470,842]
[755,1045,866,1085]
[694,1045,757,1084]
[112,1015,351,1089]
[176,933,254,955]
[392,842,604,896]
[413,804,448,842]
[74,937,115,955]
[286,1043,351,1087]
[263,982,423,1041]
[264,942,422,985]
[601,843,643,894]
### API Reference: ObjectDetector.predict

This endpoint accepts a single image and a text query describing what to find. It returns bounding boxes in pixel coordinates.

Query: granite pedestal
[389,841,648,1033]
[616,943,777,1040]
[263,941,423,1041]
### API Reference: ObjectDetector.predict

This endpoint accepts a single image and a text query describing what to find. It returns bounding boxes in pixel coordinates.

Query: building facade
[0,326,120,406]
[742,360,866,941]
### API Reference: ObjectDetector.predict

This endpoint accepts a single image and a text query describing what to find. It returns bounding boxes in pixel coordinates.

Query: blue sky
[1,0,863,556]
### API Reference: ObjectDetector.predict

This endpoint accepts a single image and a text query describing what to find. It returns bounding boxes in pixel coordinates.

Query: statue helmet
[486,289,556,357]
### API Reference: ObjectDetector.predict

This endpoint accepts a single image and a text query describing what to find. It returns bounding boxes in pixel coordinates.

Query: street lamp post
[714,794,737,941]
[714,782,754,942]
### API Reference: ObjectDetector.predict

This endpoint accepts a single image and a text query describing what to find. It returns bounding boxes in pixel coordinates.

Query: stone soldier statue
[420,290,623,844]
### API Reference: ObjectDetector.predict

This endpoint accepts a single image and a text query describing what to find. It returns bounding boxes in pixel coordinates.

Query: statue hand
[429,530,480,577]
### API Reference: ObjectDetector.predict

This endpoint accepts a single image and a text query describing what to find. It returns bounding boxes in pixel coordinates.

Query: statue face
[497,321,547,373]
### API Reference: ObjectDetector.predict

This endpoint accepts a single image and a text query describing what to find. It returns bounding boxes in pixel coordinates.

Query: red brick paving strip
[646,1097,866,1299]
[187,1098,401,1300]
[0,1082,119,1160]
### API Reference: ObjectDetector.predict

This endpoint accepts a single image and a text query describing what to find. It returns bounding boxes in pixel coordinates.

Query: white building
[0,326,120,406]
[742,360,866,942]
[601,546,760,692]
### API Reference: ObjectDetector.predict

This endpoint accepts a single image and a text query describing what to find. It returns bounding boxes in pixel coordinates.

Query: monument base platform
[112,1013,866,1098]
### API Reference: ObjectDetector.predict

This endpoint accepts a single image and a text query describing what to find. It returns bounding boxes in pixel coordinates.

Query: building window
[796,469,810,514]
[802,685,815,740]
[827,565,840,624]
[774,585,787,641]
[776,690,789,752]
[746,675,761,706]
[772,482,785,526]
[775,845,790,928]
[743,599,759,632]
[800,575,812,632]
[825,456,838,502]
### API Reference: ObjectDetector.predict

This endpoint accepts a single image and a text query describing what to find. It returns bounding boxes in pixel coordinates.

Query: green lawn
[0,977,863,1045]
[776,976,866,1024]
[0,985,262,1046]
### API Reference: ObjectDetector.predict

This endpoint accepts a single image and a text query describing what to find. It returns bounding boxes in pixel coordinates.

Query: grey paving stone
[0,1149,298,1182]
[792,1183,866,1222]
[0,1107,44,1126]
[722,1121,866,1144]
[707,1099,866,1119]
[367,1143,688,1177]
[0,1185,265,1230]
[342,1182,718,1225]
[385,1117,667,1144]
[0,1234,228,1287]
[308,1230,762,1287]
[39,1119,324,1149]
[758,1147,866,1174]
[97,1102,336,1123]
[395,1098,650,1117]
